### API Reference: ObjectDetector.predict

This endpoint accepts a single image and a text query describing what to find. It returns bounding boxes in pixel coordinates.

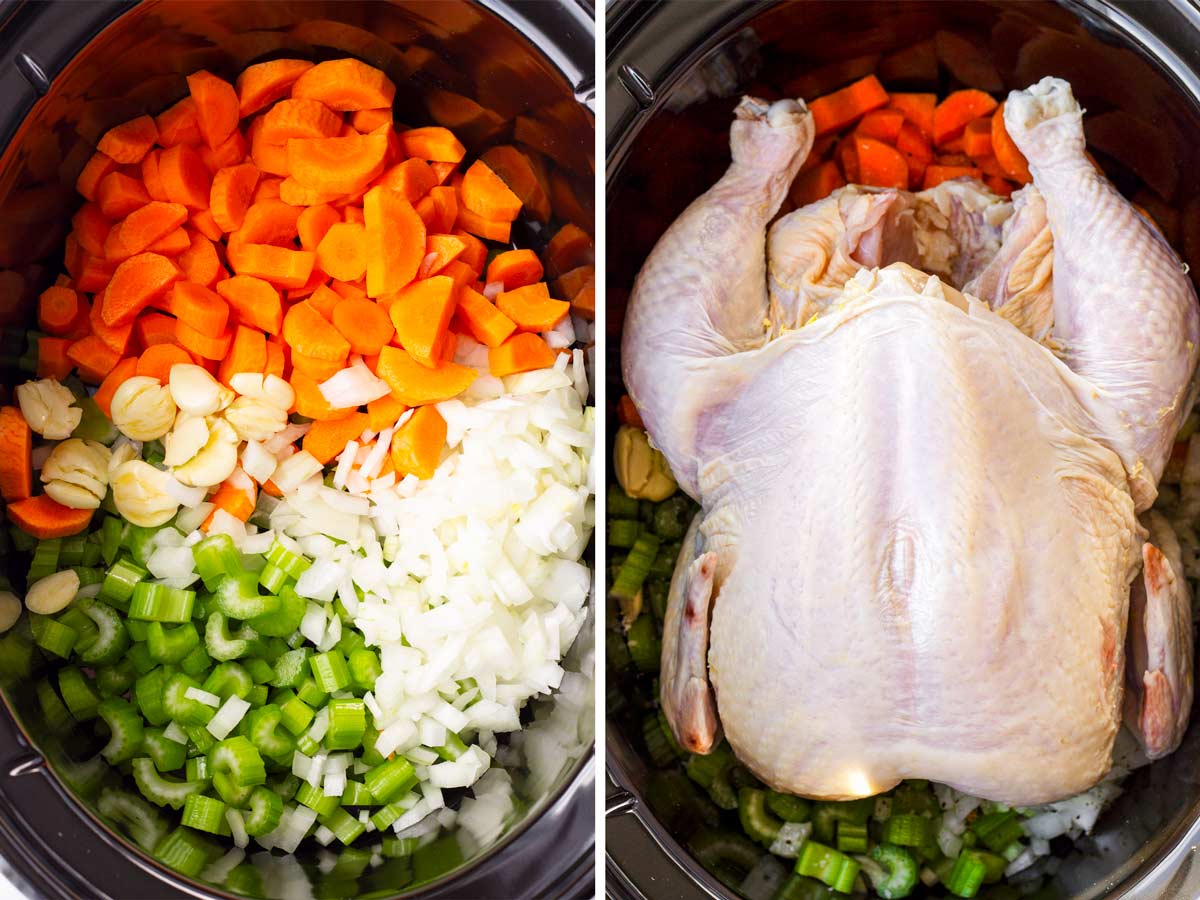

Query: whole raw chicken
[623,78,1199,806]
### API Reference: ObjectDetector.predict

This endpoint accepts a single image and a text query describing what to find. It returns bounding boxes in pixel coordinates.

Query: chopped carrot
[307,283,341,319]
[896,120,933,162]
[809,75,889,137]
[38,337,73,380]
[98,115,158,164]
[486,249,543,290]
[366,394,406,432]
[351,108,393,133]
[496,282,568,332]
[160,143,213,209]
[287,133,388,195]
[454,286,516,348]
[316,222,368,282]
[134,312,179,349]
[480,145,551,223]
[236,58,315,117]
[329,280,367,302]
[390,406,446,480]
[570,279,594,321]
[415,195,437,231]
[290,349,343,381]
[923,164,983,190]
[398,127,465,163]
[291,58,396,111]
[71,203,112,256]
[96,171,151,220]
[247,117,291,177]
[888,93,937,141]
[343,205,365,225]
[990,103,1032,184]
[218,325,267,386]
[76,152,119,201]
[190,208,223,241]
[290,370,355,420]
[147,228,190,256]
[89,294,134,355]
[419,234,466,278]
[0,406,32,502]
[177,231,221,287]
[253,177,283,202]
[963,116,993,159]
[202,473,257,530]
[38,285,83,335]
[155,97,203,148]
[169,281,230,337]
[200,130,247,173]
[297,203,342,251]
[236,199,302,246]
[136,343,192,383]
[856,137,908,190]
[375,346,477,406]
[429,162,457,185]
[364,186,425,298]
[440,260,476,290]
[209,275,281,335]
[107,201,189,259]
[226,242,315,289]
[210,163,261,233]
[282,300,351,361]
[141,150,168,201]
[389,276,457,366]
[618,395,645,428]
[303,412,371,465]
[175,320,232,360]
[544,223,593,278]
[554,265,594,303]
[261,98,342,142]
[332,296,394,356]
[428,186,458,234]
[95,357,139,418]
[855,109,905,144]
[932,89,998,147]
[460,161,522,222]
[488,332,555,377]
[8,494,93,539]
[264,341,286,378]
[985,175,1015,197]
[67,334,121,382]
[103,252,180,325]
[374,159,439,203]
[186,70,239,149]
[453,229,488,275]
[455,208,511,243]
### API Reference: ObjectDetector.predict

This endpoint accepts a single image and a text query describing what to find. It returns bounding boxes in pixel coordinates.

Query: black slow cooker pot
[0,2,595,898]
[605,2,1200,898]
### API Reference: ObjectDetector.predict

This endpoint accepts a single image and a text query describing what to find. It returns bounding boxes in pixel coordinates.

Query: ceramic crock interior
[606,1,1200,897]
[0,1,594,896]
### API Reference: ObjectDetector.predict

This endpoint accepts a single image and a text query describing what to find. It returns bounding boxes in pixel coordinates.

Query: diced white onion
[271,451,323,494]
[206,695,251,740]
[185,686,221,707]
[319,363,390,408]
[226,808,248,849]
[162,721,188,744]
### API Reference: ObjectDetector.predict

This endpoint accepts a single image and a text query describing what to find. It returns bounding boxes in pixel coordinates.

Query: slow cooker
[604,1,1200,898]
[0,1,595,897]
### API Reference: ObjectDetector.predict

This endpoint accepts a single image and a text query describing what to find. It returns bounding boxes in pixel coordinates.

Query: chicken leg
[622,97,813,497]
[1003,77,1200,508]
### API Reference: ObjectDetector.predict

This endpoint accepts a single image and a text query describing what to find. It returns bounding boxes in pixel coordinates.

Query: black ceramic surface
[0,2,595,898]
[605,2,1200,899]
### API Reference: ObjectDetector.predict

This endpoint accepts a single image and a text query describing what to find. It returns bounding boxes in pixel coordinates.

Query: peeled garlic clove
[40,437,111,509]
[172,417,239,487]
[613,424,678,501]
[112,459,179,527]
[111,376,178,441]
[107,438,140,477]
[164,415,211,467]
[0,592,20,633]
[25,569,80,615]
[170,364,233,417]
[262,375,295,410]
[224,397,288,442]
[15,379,81,440]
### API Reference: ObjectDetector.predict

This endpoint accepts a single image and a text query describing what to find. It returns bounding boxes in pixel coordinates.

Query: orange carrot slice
[260,98,342,143]
[990,103,1032,184]
[155,97,203,148]
[287,133,388,195]
[215,275,283,335]
[303,412,371,465]
[218,325,267,386]
[8,494,93,539]
[856,137,908,190]
[390,406,446,479]
[186,70,240,149]
[95,357,139,418]
[0,406,32,502]
[398,127,466,163]
[809,75,889,137]
[283,300,351,361]
[316,222,367,282]
[488,332,556,377]
[291,58,396,112]
[136,343,192,383]
[496,282,568,332]
[226,242,315,290]
[97,115,158,164]
[460,161,522,222]
[364,186,425,298]
[486,249,543,290]
[932,89,998,147]
[236,58,315,117]
[366,394,406,432]
[455,286,516,348]
[210,163,261,233]
[103,253,180,326]
[160,144,213,209]
[388,276,457,366]
[332,296,393,356]
[376,346,477,406]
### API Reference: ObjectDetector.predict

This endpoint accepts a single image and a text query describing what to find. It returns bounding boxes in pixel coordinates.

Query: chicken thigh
[625,78,1200,806]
